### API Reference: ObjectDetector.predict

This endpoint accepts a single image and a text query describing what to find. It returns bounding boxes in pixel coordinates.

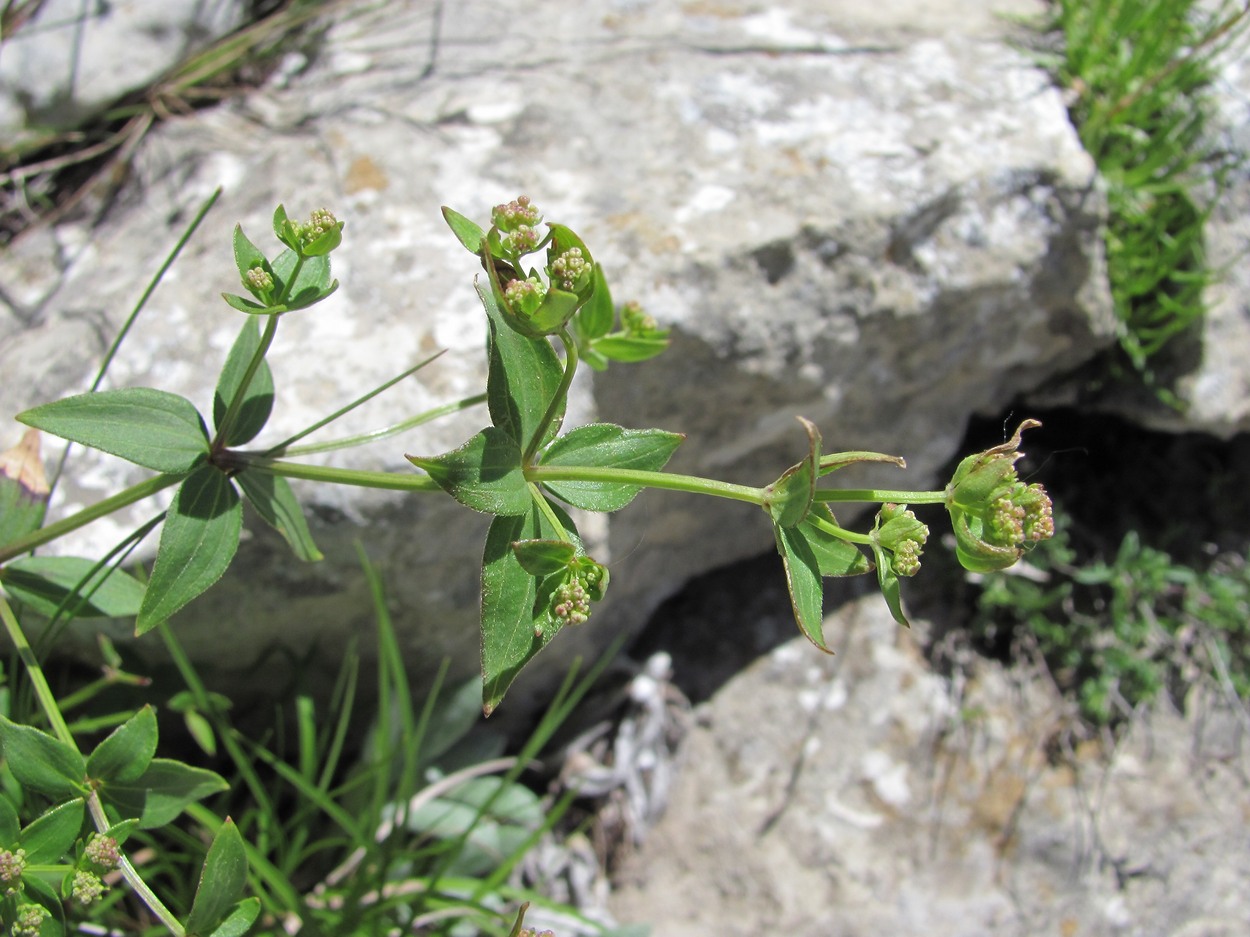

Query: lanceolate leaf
[763,416,821,528]
[575,264,614,340]
[539,424,684,512]
[17,388,209,473]
[18,798,84,864]
[234,470,323,561]
[441,205,486,254]
[804,504,872,577]
[185,819,249,937]
[136,466,242,634]
[407,427,530,516]
[0,556,145,618]
[214,318,275,447]
[480,500,581,715]
[0,717,87,799]
[100,758,229,829]
[774,521,830,652]
[207,898,261,937]
[479,279,565,451]
[871,542,910,628]
[591,333,669,364]
[86,705,158,785]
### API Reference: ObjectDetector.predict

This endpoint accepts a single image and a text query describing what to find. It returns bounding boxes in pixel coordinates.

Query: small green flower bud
[72,869,105,905]
[502,225,541,255]
[13,903,48,937]
[295,208,344,255]
[492,196,542,232]
[84,834,120,870]
[244,266,273,296]
[874,504,928,577]
[0,847,26,895]
[552,579,591,625]
[621,300,658,334]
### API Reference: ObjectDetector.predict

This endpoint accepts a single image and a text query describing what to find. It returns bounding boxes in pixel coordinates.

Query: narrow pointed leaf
[214,318,275,446]
[0,428,49,545]
[818,449,906,476]
[207,898,261,937]
[100,758,228,828]
[407,427,530,516]
[764,417,821,527]
[19,798,84,863]
[136,466,242,634]
[235,470,323,561]
[773,522,831,652]
[539,424,683,512]
[805,504,872,577]
[481,501,581,715]
[591,333,670,363]
[17,388,208,473]
[185,818,249,937]
[0,717,87,799]
[0,791,18,843]
[479,279,565,449]
[232,224,267,280]
[1,556,145,618]
[87,705,158,784]
[575,265,614,340]
[442,206,486,253]
[871,542,910,628]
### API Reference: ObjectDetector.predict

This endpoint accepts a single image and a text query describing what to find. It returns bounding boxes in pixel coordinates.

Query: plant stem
[526,464,764,505]
[815,489,946,505]
[236,456,442,492]
[276,392,486,457]
[531,485,572,542]
[523,328,578,466]
[810,513,873,546]
[0,472,184,565]
[213,312,280,450]
[0,597,184,934]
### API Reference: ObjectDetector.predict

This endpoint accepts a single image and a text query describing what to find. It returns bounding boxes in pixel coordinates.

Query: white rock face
[0,0,248,136]
[0,0,1114,710]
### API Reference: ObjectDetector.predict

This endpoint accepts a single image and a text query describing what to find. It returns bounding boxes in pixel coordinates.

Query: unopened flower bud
[244,266,273,296]
[84,834,120,870]
[0,848,26,895]
[13,903,47,937]
[72,869,105,905]
[492,196,542,231]
[504,276,547,317]
[550,247,591,292]
[621,301,658,334]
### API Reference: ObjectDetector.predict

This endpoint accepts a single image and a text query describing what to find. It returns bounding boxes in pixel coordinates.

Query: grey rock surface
[0,0,1113,709]
[609,595,1250,936]
[0,0,249,137]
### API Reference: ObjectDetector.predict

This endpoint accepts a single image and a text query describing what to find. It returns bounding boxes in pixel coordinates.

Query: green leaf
[0,556,145,618]
[17,388,208,473]
[221,293,277,315]
[271,250,336,311]
[539,424,684,512]
[479,279,565,450]
[87,706,157,784]
[0,717,86,799]
[214,319,275,447]
[773,521,831,652]
[0,793,19,844]
[763,417,820,527]
[136,466,242,634]
[272,204,299,250]
[207,898,261,937]
[231,225,268,282]
[818,449,906,476]
[592,332,670,363]
[804,504,872,577]
[575,265,614,340]
[185,819,249,937]
[511,540,576,576]
[234,470,323,562]
[18,798,84,863]
[871,542,909,627]
[0,429,49,547]
[480,501,580,715]
[100,758,228,829]
[525,287,582,335]
[442,205,486,253]
[407,427,531,516]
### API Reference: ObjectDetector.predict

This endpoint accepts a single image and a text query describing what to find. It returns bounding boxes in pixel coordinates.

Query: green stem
[276,392,487,458]
[523,328,578,466]
[815,489,947,505]
[527,464,765,505]
[531,485,572,542]
[235,455,443,492]
[810,513,873,546]
[0,597,184,934]
[213,313,280,450]
[0,473,184,565]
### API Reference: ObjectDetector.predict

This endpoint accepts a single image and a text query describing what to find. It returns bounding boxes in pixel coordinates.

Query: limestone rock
[609,595,1250,936]
[0,0,1112,709]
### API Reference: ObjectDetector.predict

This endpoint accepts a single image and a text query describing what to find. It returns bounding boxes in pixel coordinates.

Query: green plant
[974,513,1250,724]
[1049,0,1247,378]
[0,194,1055,933]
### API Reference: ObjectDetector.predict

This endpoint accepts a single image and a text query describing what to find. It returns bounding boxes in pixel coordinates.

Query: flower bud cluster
[550,247,590,292]
[874,504,929,577]
[0,848,26,895]
[621,300,658,335]
[493,196,543,256]
[945,421,1054,572]
[297,208,339,247]
[245,266,274,297]
[12,903,47,937]
[552,579,591,625]
[72,869,105,906]
[84,834,120,870]
[518,928,556,937]
[505,276,547,316]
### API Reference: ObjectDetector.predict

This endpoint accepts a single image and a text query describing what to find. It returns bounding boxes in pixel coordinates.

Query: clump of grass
[1050,0,1247,382]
